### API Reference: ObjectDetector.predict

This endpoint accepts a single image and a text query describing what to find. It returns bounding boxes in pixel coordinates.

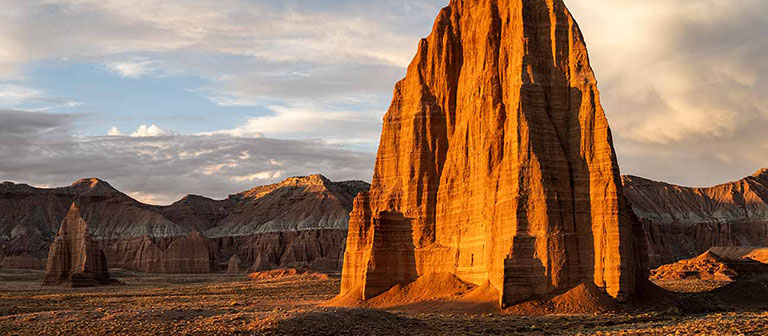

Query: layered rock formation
[160,231,217,273]
[1,175,368,273]
[339,0,645,308]
[227,254,242,273]
[650,248,768,282]
[43,204,111,286]
[623,169,768,267]
[0,252,45,270]
[0,178,202,260]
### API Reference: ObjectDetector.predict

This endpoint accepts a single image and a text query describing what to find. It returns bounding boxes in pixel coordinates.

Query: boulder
[338,0,646,308]
[42,203,111,286]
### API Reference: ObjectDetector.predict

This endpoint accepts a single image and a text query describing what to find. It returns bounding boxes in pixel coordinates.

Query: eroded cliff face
[1,175,368,273]
[340,0,644,306]
[624,170,768,267]
[43,204,110,287]
[0,178,200,260]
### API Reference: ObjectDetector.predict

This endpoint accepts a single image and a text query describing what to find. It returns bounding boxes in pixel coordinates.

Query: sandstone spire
[43,203,111,286]
[339,0,646,307]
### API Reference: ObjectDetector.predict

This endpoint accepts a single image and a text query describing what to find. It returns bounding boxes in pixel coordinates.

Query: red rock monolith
[43,203,111,286]
[338,0,646,308]
[227,254,242,273]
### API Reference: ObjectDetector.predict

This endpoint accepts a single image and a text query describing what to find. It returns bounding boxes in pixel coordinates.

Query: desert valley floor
[1,270,766,336]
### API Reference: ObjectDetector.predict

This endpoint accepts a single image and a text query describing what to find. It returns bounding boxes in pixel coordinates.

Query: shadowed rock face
[43,204,110,286]
[160,231,217,274]
[0,252,45,270]
[227,254,242,273]
[1,175,368,273]
[624,170,768,267]
[340,0,645,307]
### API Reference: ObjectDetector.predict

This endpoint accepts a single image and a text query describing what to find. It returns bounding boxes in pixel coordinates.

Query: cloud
[566,0,768,184]
[106,58,157,78]
[0,0,766,188]
[213,101,382,146]
[0,84,41,106]
[0,110,375,205]
[107,126,122,136]
[130,124,174,137]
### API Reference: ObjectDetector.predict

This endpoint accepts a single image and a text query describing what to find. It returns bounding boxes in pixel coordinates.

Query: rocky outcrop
[623,170,768,267]
[227,254,242,273]
[0,252,45,270]
[43,204,111,286]
[215,229,347,272]
[339,0,646,308]
[160,231,217,273]
[206,175,368,237]
[651,248,768,281]
[102,236,169,273]
[1,175,369,273]
[0,178,198,260]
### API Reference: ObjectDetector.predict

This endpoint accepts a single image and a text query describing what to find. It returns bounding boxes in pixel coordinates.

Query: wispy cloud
[106,58,157,78]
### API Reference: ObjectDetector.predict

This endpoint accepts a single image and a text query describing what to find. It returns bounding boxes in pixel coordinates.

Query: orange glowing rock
[338,0,647,308]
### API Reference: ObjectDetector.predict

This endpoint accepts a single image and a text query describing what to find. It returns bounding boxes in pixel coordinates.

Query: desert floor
[1,269,766,335]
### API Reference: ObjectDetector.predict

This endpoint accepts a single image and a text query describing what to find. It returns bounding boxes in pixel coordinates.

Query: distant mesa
[651,247,768,282]
[623,168,768,267]
[43,203,112,287]
[334,0,648,310]
[1,174,369,275]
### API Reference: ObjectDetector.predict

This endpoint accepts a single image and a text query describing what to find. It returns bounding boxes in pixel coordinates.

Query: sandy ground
[1,269,766,335]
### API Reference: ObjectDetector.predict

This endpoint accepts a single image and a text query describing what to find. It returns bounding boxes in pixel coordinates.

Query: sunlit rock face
[624,169,768,267]
[43,204,111,287]
[340,0,646,306]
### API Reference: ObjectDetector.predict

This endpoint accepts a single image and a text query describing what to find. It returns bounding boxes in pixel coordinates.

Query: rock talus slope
[43,203,110,286]
[340,0,645,307]
[623,169,768,267]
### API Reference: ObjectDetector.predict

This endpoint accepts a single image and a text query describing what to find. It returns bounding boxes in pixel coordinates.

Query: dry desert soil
[1,269,766,335]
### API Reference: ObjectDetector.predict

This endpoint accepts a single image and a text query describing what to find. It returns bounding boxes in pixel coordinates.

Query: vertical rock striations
[160,231,218,274]
[340,0,645,307]
[43,203,110,287]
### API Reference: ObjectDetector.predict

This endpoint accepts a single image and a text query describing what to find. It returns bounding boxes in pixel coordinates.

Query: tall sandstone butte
[43,203,111,287]
[340,0,645,307]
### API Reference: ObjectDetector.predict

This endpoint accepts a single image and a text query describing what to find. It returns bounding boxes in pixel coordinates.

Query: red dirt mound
[651,251,737,281]
[505,282,620,315]
[248,268,328,281]
[707,247,768,263]
[325,273,499,313]
[744,249,768,264]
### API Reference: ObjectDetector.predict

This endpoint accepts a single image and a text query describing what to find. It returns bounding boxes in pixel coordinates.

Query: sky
[0,0,766,204]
